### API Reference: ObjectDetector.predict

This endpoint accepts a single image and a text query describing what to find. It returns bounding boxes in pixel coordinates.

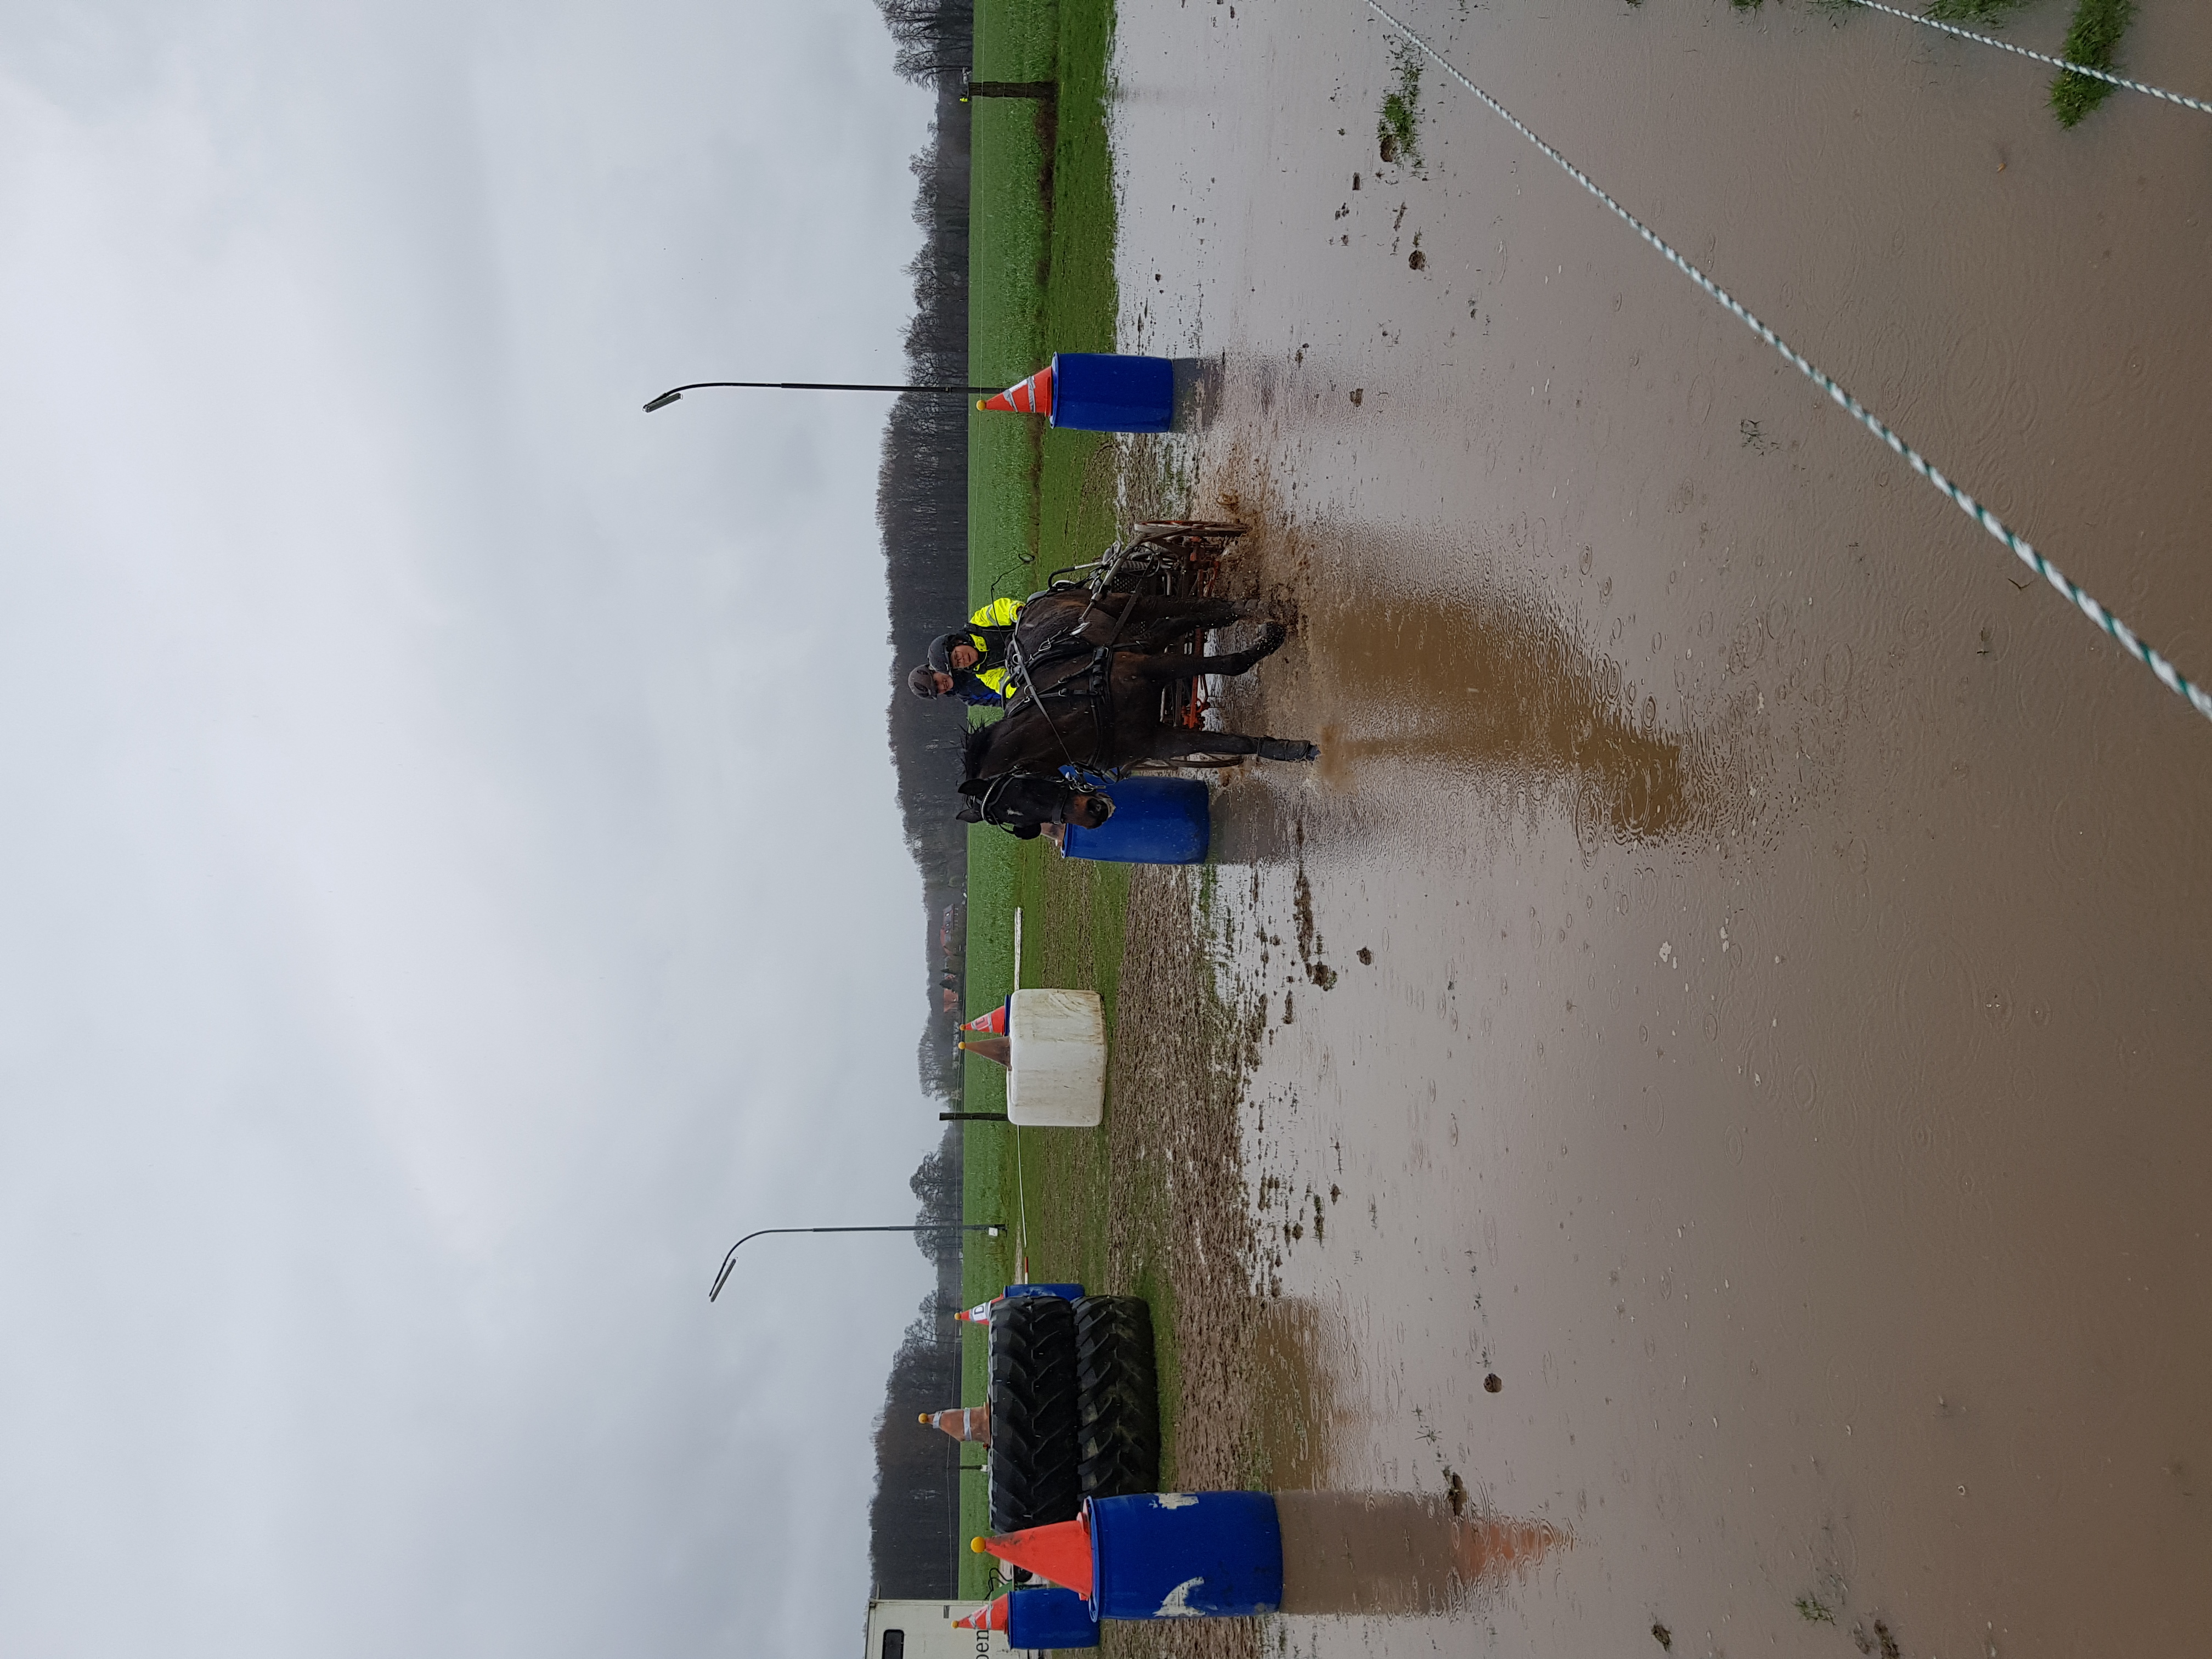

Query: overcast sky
[0,2,951,1654]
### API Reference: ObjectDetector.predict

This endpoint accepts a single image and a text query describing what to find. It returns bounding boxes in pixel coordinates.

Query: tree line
[870,0,978,1600]
[877,0,976,1111]
[864,1131,969,1598]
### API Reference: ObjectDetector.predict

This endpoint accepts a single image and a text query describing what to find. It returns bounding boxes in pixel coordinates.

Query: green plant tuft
[1376,38,1424,171]
[2049,0,2136,126]
[1924,0,2026,24]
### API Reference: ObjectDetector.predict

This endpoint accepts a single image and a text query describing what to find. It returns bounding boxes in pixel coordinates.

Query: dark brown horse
[1002,588,1269,662]
[961,605,1318,792]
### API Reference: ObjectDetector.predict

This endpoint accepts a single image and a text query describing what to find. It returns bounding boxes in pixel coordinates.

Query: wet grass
[967,0,1123,615]
[1923,0,2027,22]
[2049,0,2136,126]
[1376,38,1425,171]
[958,0,1150,1594]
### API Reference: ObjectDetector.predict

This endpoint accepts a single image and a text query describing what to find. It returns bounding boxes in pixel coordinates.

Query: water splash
[1274,1490,1568,1617]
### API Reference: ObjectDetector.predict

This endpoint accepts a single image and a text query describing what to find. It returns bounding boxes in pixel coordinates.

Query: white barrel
[1006,988,1107,1126]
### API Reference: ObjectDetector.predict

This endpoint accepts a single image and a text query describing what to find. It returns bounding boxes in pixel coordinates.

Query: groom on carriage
[906,596,1025,706]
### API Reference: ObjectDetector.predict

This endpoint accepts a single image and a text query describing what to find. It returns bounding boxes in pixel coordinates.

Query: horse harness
[998,588,1142,768]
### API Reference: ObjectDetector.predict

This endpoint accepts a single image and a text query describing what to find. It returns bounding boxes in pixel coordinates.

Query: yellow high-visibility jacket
[961,596,1023,701]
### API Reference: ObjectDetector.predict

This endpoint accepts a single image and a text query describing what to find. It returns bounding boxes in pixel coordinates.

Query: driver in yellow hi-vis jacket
[906,596,1024,706]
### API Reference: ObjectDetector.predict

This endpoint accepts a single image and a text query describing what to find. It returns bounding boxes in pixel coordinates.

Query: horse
[1000,588,1271,662]
[954,771,1115,838]
[960,613,1318,804]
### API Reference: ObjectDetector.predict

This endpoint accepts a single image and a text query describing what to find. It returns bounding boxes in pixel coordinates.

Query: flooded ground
[1101,1,2212,1655]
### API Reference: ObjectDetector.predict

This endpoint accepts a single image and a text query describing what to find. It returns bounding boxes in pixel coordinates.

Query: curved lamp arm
[645,380,1007,412]
[708,1222,1005,1302]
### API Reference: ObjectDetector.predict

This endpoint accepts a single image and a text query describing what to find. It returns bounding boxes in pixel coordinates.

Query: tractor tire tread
[987,1295,1082,1534]
[1072,1296,1161,1499]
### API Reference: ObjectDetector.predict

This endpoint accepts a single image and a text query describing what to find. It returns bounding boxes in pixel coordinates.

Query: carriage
[1035,518,1250,738]
[959,514,1307,843]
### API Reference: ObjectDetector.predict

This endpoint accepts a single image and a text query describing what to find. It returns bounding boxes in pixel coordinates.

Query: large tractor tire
[988,1294,1082,1536]
[1074,1295,1161,1499]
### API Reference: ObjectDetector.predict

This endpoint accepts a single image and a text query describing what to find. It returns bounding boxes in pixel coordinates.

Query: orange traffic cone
[977,365,1054,416]
[919,1405,992,1445]
[970,1515,1094,1598]
[959,1036,1011,1069]
[953,1597,1009,1632]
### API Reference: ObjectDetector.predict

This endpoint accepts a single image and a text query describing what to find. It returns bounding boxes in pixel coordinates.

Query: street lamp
[644,379,1007,413]
[708,1222,1006,1302]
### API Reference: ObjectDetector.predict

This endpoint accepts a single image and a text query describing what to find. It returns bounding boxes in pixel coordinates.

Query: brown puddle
[1276,1491,1565,1617]
[1104,1,2212,1656]
[1300,577,1753,847]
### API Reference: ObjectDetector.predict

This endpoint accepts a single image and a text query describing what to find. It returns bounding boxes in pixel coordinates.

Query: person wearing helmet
[906,596,1024,705]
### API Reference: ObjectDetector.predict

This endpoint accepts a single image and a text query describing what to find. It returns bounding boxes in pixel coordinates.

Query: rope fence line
[1847,0,2212,117]
[1365,1,2212,727]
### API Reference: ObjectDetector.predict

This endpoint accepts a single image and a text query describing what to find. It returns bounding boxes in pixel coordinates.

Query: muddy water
[1274,1490,1564,1616]
[1106,2,2212,1655]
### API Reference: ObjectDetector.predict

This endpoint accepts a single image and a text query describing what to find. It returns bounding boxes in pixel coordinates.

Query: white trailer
[864,1599,1012,1659]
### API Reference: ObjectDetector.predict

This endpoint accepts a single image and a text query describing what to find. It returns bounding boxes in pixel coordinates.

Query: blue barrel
[1050,353,1174,433]
[1003,1282,1085,1302]
[1088,1492,1284,1620]
[1007,1587,1099,1649]
[1061,777,1210,865]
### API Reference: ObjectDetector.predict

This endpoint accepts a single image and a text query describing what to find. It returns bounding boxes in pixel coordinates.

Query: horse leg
[1117,624,1288,682]
[1142,729,1319,764]
[1075,594,1256,650]
[1118,595,1266,628]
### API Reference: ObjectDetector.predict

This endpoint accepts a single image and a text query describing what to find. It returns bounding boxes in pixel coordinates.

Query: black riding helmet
[906,665,944,699]
[925,631,967,673]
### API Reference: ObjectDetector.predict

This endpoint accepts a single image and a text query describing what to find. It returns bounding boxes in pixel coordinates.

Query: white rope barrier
[1367,0,2212,726]
[1848,0,2212,119]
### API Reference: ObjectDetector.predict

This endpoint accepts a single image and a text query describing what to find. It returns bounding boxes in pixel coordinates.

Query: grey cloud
[0,1,955,1655]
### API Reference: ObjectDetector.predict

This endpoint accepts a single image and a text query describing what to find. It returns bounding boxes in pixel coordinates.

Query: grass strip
[2049,0,2136,125]
[957,0,1130,1594]
[1924,0,2027,25]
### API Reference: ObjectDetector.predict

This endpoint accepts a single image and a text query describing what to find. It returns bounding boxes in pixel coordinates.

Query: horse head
[955,769,1115,835]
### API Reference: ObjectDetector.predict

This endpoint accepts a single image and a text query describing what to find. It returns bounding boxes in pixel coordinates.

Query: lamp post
[643,379,1007,413]
[707,1222,1006,1302]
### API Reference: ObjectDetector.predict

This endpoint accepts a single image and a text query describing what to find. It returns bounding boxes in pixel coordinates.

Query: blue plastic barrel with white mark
[1087,1492,1284,1620]
[1060,776,1211,866]
[1049,353,1175,433]
[1007,1587,1099,1649]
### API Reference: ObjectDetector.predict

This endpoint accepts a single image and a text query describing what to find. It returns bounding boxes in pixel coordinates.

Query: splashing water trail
[1274,1491,1567,1617]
